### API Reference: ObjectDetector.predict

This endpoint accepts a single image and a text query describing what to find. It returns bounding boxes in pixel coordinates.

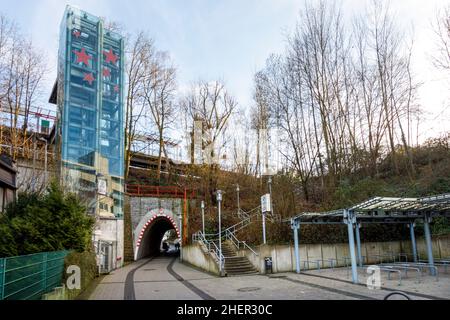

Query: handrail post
[42,252,48,293]
[0,258,5,300]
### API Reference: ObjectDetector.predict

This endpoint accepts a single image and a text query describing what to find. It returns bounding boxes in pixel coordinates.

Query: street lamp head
[201,201,205,209]
[216,190,223,202]
[236,184,240,192]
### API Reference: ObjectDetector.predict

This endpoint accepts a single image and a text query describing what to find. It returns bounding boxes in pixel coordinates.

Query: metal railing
[224,206,261,236]
[192,232,225,270]
[224,229,259,256]
[0,251,69,300]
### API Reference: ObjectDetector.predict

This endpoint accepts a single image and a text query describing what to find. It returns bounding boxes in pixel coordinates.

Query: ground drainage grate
[238,287,261,292]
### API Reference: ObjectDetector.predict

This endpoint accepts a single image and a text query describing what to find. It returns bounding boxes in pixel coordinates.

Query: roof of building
[286,194,450,224]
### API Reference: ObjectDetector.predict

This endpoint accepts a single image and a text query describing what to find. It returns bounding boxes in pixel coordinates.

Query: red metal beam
[125,184,197,199]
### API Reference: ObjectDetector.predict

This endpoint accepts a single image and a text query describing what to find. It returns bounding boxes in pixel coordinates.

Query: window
[99,203,108,211]
[68,106,95,128]
[5,189,14,209]
[70,84,97,108]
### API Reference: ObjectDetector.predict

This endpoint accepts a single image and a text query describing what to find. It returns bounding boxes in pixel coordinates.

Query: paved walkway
[89,256,450,300]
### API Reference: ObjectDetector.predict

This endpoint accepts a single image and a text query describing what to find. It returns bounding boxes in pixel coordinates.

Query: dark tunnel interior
[136,217,178,260]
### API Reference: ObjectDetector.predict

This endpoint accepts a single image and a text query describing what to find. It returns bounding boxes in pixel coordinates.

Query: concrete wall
[182,242,221,276]
[97,218,124,269]
[237,234,450,274]
[42,286,67,300]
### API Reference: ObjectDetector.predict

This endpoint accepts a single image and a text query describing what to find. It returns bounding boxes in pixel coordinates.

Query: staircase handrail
[193,231,225,269]
[225,229,259,257]
[223,206,261,235]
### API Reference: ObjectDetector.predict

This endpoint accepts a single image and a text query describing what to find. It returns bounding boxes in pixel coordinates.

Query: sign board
[261,194,271,213]
[41,120,50,128]
[97,178,107,196]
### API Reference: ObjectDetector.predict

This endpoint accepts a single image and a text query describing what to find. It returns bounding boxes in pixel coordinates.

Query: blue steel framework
[287,194,450,284]
[56,6,124,218]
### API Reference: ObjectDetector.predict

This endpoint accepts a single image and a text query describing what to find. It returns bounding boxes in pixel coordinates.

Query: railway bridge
[124,185,195,261]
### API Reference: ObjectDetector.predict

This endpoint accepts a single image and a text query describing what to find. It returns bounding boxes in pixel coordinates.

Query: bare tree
[181,80,237,203]
[253,0,421,201]
[433,5,450,71]
[0,14,47,162]
[124,32,154,179]
[143,51,177,182]
[182,80,237,166]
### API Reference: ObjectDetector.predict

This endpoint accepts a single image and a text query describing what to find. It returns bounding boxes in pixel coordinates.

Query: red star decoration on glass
[114,85,119,93]
[73,48,91,66]
[102,67,111,77]
[83,73,95,85]
[103,48,119,65]
[73,29,81,38]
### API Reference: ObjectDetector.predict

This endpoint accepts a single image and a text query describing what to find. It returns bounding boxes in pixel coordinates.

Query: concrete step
[225,262,251,266]
[225,259,252,266]
[225,264,256,270]
[225,256,248,260]
[221,240,258,276]
[225,267,257,273]
[226,270,259,276]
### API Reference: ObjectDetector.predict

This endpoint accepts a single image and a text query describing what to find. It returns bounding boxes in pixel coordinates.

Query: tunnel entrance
[135,215,180,260]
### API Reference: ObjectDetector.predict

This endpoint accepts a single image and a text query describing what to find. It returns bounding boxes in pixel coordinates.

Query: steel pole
[292,220,301,274]
[355,223,363,267]
[262,211,267,245]
[217,191,223,276]
[346,210,359,284]
[32,136,36,192]
[179,214,183,262]
[201,201,205,235]
[236,185,240,213]
[423,216,435,275]
[268,177,273,215]
[409,222,418,262]
[44,141,48,186]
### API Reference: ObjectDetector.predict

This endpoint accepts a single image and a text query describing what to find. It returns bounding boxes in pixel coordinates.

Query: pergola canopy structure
[286,194,450,284]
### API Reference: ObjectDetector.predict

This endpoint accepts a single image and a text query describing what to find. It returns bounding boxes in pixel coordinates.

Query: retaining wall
[237,235,450,274]
[182,242,221,276]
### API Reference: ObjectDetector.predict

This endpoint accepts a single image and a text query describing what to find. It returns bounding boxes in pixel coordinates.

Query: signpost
[261,194,271,245]
[97,178,107,196]
[201,201,205,235]
[217,190,224,276]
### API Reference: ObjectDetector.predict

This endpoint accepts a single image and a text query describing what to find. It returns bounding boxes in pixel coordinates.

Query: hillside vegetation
[186,136,450,245]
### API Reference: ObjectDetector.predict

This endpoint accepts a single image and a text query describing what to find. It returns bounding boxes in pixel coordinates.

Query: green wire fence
[0,251,69,300]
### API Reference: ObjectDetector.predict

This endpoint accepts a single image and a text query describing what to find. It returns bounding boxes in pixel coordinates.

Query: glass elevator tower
[56,5,125,269]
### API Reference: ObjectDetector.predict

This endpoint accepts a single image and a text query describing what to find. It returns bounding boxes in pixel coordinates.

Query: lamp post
[178,212,183,262]
[236,184,240,214]
[216,190,223,276]
[201,201,205,235]
[268,176,273,216]
[261,194,270,245]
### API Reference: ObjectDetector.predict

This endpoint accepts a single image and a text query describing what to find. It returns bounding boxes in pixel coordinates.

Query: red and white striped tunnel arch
[135,211,180,250]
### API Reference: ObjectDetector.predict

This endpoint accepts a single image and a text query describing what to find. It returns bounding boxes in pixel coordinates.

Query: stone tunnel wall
[124,196,183,262]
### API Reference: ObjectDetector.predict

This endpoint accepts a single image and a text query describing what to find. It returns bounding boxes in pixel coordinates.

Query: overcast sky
[0,0,448,141]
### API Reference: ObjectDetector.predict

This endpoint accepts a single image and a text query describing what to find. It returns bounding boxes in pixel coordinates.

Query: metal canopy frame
[286,194,450,284]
